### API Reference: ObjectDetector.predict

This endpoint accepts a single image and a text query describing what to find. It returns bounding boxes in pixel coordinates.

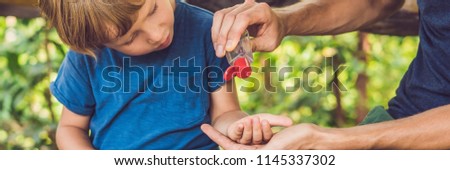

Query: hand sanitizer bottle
[224,30,253,81]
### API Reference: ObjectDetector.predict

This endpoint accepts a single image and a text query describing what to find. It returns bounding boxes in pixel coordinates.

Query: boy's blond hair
[38,0,145,57]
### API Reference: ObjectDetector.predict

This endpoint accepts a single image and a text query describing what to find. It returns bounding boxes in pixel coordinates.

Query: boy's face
[105,0,176,56]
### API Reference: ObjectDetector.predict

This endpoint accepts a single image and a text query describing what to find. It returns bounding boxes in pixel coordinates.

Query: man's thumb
[251,37,278,52]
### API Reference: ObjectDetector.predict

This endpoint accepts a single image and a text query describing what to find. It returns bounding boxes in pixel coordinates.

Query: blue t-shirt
[50,2,230,149]
[388,0,450,118]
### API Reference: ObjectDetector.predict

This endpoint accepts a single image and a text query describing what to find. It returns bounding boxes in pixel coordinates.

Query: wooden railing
[0,0,419,35]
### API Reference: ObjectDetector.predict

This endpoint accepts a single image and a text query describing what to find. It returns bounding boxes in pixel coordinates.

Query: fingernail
[217,45,224,56]
[252,118,259,124]
[248,118,253,125]
[262,120,269,126]
[226,40,234,51]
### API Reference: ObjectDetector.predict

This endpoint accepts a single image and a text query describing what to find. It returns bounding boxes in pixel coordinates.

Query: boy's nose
[146,38,158,46]
[147,35,163,45]
[146,33,164,45]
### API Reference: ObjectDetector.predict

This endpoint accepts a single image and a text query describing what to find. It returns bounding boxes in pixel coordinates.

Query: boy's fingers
[261,119,273,142]
[239,118,253,144]
[228,123,244,141]
[252,117,263,145]
[257,114,293,127]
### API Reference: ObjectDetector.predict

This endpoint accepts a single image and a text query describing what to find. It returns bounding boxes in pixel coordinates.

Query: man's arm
[279,0,405,36]
[326,105,450,149]
[267,104,450,149]
[212,0,404,55]
[203,104,450,150]
[56,107,95,150]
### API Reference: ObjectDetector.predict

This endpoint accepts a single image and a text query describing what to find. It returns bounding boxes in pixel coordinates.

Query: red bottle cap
[224,66,237,81]
[223,57,252,81]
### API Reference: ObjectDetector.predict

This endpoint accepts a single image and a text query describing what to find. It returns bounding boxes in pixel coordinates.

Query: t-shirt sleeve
[50,50,95,115]
[204,30,231,93]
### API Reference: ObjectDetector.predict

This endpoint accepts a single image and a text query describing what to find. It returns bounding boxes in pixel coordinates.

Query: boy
[39,0,292,149]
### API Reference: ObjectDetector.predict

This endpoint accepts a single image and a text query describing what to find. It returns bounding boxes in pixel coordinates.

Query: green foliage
[0,17,419,149]
[238,33,418,127]
[0,17,67,149]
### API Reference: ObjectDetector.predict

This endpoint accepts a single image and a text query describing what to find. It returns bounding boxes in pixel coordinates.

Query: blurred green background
[0,16,418,150]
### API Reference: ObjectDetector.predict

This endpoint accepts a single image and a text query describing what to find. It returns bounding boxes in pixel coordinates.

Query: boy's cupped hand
[227,114,293,145]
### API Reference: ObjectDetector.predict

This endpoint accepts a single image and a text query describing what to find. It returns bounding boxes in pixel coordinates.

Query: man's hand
[202,123,333,150]
[212,0,405,58]
[212,0,287,57]
[201,124,263,150]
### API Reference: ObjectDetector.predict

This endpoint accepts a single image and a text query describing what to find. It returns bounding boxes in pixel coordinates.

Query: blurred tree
[0,16,66,149]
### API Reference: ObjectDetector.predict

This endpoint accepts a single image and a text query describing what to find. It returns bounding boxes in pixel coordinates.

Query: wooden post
[355,32,370,124]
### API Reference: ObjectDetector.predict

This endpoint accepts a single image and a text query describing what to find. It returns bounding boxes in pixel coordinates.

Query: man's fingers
[216,4,256,57]
[226,3,271,52]
[212,6,238,41]
[212,6,239,57]
[261,119,273,142]
[250,34,281,52]
[244,0,256,4]
[201,124,238,150]
[215,1,262,56]
[257,114,293,127]
[201,124,257,150]
[251,37,266,52]
[224,11,253,52]
[213,0,283,56]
